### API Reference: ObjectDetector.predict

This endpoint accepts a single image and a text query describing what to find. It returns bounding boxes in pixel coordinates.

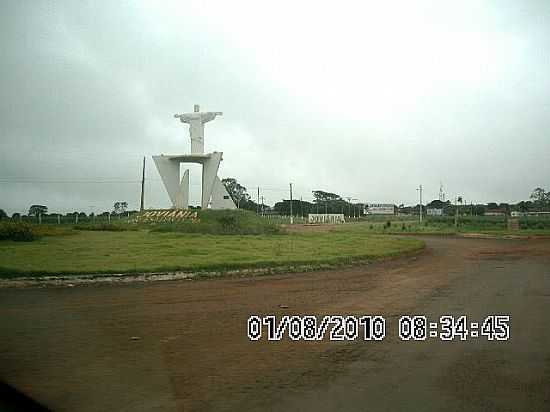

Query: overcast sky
[1,1,549,214]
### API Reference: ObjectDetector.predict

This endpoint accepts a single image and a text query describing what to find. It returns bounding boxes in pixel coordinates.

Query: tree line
[1,184,548,221]
[221,179,550,217]
[0,201,134,221]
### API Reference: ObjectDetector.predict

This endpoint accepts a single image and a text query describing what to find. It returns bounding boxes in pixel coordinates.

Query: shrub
[0,222,36,241]
[32,225,74,237]
[151,210,281,235]
[517,218,550,230]
[217,214,238,233]
[74,223,127,231]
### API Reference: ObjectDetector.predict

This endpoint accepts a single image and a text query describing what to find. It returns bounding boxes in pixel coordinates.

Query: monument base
[153,152,236,210]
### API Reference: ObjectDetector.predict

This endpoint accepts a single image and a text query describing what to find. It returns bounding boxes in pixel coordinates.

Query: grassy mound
[150,209,281,235]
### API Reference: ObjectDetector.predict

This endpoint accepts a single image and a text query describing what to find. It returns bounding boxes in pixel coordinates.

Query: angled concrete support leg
[175,169,189,209]
[154,150,235,210]
[153,155,180,207]
[211,176,237,209]
[201,152,222,208]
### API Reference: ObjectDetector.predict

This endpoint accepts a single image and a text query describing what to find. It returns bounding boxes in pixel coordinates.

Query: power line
[0,179,142,184]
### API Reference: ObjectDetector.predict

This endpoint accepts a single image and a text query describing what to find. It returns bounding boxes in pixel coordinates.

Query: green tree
[516,201,532,212]
[0,209,7,220]
[473,204,486,216]
[274,199,313,216]
[530,188,549,205]
[499,203,511,214]
[427,200,447,209]
[113,201,128,215]
[29,205,48,216]
[312,190,341,203]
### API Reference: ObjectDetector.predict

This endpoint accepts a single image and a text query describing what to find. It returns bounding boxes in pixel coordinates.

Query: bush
[518,218,550,230]
[217,214,238,232]
[32,225,75,237]
[74,223,127,231]
[151,210,281,235]
[0,222,36,241]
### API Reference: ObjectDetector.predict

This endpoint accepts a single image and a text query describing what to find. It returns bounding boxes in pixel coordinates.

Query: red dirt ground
[1,236,549,411]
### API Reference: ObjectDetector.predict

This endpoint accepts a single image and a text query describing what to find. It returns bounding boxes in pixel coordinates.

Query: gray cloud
[1,0,549,215]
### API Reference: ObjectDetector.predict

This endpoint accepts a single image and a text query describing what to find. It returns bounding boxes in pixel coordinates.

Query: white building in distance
[365,203,396,215]
[427,208,444,216]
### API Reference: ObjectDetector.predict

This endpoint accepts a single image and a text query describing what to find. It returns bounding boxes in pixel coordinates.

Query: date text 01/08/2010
[247,315,510,342]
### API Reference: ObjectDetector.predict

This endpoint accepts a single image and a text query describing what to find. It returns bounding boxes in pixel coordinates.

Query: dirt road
[1,236,549,411]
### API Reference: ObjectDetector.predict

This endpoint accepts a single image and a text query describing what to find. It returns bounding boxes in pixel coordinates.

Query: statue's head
[194,104,200,112]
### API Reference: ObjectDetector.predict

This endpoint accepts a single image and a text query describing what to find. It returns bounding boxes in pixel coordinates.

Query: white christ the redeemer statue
[174,104,222,154]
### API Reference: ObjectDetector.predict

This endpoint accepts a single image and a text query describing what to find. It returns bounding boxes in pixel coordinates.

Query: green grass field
[0,230,424,278]
[4,211,545,279]
[339,218,550,236]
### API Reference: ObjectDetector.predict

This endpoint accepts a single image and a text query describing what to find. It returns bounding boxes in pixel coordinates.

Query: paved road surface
[1,236,549,411]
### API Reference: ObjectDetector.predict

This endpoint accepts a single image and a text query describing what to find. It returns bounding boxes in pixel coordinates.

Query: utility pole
[455,196,458,229]
[417,185,423,223]
[261,195,264,216]
[257,187,260,214]
[289,183,294,224]
[89,206,96,223]
[348,197,358,219]
[300,196,303,219]
[140,156,146,212]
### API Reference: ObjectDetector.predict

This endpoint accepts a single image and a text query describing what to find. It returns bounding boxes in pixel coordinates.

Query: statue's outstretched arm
[174,114,194,124]
[201,112,223,123]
